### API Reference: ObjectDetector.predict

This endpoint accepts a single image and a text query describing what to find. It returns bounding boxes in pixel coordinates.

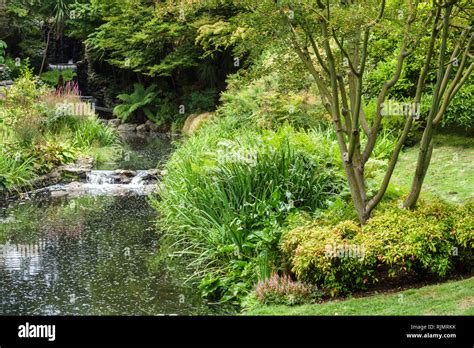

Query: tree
[39,0,72,74]
[244,0,473,223]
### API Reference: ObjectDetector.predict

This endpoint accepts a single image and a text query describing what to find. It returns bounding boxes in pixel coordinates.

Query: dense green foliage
[114,84,160,122]
[153,120,344,302]
[152,49,400,302]
[0,66,118,193]
[1,0,472,312]
[40,68,77,86]
[1,0,471,129]
[0,40,6,64]
[65,0,244,121]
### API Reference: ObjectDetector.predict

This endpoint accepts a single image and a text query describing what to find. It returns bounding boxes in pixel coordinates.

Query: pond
[0,133,228,315]
[97,132,176,171]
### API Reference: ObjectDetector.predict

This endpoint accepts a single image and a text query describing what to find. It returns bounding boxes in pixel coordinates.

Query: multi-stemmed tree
[245,0,472,223]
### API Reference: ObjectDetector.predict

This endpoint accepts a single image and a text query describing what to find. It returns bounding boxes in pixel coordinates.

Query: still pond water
[0,134,228,315]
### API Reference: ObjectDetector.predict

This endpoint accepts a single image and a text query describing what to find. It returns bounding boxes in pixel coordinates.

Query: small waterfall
[130,171,148,186]
[86,171,116,185]
[81,170,152,196]
[31,169,156,198]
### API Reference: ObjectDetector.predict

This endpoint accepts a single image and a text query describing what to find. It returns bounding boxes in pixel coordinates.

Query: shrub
[254,273,321,305]
[218,75,330,130]
[181,88,217,114]
[27,138,76,174]
[364,58,414,99]
[40,69,77,87]
[420,79,473,130]
[281,200,473,297]
[281,220,372,296]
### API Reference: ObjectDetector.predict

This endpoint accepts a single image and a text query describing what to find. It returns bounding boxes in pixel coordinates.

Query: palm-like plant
[113,83,159,122]
[39,0,70,74]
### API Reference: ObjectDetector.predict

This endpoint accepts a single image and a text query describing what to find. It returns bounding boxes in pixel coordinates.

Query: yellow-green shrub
[281,200,473,296]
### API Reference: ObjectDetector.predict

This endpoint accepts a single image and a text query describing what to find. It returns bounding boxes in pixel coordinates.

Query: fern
[113,83,158,122]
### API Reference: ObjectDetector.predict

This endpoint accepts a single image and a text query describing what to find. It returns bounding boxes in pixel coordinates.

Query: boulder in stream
[118,123,137,132]
[108,119,121,127]
[60,157,95,181]
[145,120,160,132]
[136,123,150,132]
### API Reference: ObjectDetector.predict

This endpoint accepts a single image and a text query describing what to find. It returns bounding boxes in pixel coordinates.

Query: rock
[146,169,159,176]
[118,123,137,132]
[113,169,137,184]
[108,119,121,127]
[68,181,84,189]
[60,157,95,181]
[144,120,161,132]
[114,169,136,177]
[0,80,14,87]
[182,112,213,136]
[144,169,160,181]
[146,120,160,132]
[61,167,89,180]
[31,169,61,189]
[50,190,69,198]
[76,157,95,169]
[136,123,150,132]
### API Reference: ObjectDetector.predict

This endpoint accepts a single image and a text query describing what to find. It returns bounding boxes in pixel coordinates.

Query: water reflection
[0,195,218,315]
[0,241,46,275]
[98,133,176,170]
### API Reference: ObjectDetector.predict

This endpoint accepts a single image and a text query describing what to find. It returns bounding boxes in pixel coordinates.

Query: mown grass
[246,276,474,315]
[389,133,474,203]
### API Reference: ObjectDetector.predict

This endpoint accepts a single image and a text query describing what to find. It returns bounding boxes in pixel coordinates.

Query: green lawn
[246,277,474,315]
[389,133,474,203]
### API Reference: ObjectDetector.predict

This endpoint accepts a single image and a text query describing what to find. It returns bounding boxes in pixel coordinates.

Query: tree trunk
[39,29,52,75]
[404,5,452,209]
[404,140,433,207]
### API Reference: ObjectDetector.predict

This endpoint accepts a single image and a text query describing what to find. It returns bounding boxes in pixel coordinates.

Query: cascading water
[82,170,152,196]
[130,171,149,186]
[28,170,156,199]
[86,171,116,185]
